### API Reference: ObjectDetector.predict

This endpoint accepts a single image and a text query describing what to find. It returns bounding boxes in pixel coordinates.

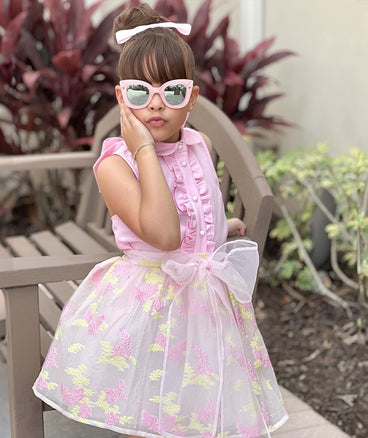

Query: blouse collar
[155,127,199,156]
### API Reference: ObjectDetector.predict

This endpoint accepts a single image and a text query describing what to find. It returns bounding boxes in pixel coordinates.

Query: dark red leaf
[23,68,60,95]
[0,129,22,155]
[17,30,47,70]
[81,65,98,83]
[73,0,104,49]
[155,0,188,22]
[10,0,24,20]
[206,16,229,50]
[23,70,41,91]
[68,0,85,39]
[222,83,243,116]
[73,136,94,147]
[256,50,296,70]
[245,93,284,118]
[0,1,8,27]
[191,0,211,39]
[43,0,68,52]
[52,50,82,75]
[82,5,122,64]
[1,11,27,59]
[254,36,276,57]
[57,107,73,129]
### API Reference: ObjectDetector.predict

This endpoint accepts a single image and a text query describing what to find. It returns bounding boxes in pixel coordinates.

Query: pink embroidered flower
[253,348,262,361]
[229,345,247,368]
[236,422,261,437]
[133,286,145,302]
[79,403,92,419]
[253,348,272,368]
[233,306,243,326]
[262,354,272,367]
[152,296,163,311]
[106,412,120,426]
[84,309,106,336]
[193,345,212,376]
[168,340,186,361]
[37,377,48,391]
[162,415,177,432]
[241,302,251,313]
[111,329,132,357]
[189,299,210,315]
[134,284,159,302]
[44,346,58,369]
[245,358,258,382]
[141,410,159,432]
[261,401,271,423]
[104,283,115,295]
[88,315,105,336]
[60,383,84,405]
[104,379,128,402]
[196,398,216,422]
[155,331,167,349]
[113,262,133,277]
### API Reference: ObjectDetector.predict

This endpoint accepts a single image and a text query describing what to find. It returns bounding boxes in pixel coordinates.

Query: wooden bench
[0,95,273,438]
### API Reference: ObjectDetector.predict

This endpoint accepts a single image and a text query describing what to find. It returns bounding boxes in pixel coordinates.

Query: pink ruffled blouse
[93,127,228,254]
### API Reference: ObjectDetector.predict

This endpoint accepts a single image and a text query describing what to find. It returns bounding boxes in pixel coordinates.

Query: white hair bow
[116,22,191,44]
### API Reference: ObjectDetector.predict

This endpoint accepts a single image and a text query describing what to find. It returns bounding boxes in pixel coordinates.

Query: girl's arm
[96,92,181,251]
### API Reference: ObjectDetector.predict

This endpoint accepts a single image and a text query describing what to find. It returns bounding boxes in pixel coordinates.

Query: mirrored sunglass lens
[164,84,187,105]
[126,85,149,106]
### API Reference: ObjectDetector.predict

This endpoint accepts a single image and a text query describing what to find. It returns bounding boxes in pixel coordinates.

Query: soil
[255,281,368,438]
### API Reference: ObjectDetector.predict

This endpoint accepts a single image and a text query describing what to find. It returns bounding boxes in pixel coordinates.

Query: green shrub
[258,143,368,315]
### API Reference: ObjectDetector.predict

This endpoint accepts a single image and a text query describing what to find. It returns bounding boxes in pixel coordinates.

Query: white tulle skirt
[33,240,288,437]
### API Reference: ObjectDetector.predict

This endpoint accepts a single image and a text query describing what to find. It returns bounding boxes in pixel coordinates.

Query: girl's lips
[147,117,165,127]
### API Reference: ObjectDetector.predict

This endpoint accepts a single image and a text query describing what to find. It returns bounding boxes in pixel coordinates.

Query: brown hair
[112,3,195,83]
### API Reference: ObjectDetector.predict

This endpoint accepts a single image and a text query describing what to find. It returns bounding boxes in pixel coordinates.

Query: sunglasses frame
[119,79,193,109]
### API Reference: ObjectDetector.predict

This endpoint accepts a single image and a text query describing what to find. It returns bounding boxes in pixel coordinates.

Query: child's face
[123,80,199,143]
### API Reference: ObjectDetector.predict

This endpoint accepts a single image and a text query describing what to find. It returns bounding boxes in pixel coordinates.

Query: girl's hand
[227,218,246,237]
[115,85,153,154]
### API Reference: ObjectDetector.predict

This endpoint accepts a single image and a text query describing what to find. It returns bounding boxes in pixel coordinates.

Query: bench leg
[4,285,44,438]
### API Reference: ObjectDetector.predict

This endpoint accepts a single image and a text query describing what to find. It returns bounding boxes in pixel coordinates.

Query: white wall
[264,0,368,155]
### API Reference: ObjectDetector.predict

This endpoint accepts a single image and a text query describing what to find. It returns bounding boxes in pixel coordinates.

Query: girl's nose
[149,92,164,110]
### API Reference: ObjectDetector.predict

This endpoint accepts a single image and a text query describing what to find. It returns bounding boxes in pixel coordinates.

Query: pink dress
[33,127,288,437]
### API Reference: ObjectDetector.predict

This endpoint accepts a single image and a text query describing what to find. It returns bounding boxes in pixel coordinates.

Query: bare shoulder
[95,155,138,215]
[96,155,134,186]
[198,131,213,153]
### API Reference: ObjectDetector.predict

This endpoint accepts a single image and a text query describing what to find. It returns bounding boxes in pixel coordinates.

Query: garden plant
[258,143,368,322]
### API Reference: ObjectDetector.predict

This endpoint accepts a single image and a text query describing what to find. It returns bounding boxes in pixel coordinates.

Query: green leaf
[270,219,291,240]
[295,267,315,291]
[325,223,341,238]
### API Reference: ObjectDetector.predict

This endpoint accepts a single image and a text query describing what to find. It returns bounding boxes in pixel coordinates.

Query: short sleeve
[93,137,138,191]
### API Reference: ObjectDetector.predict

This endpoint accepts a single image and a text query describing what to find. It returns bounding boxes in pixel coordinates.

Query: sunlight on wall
[264,0,368,155]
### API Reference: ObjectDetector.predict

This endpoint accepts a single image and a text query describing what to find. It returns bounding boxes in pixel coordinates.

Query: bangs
[118,31,194,83]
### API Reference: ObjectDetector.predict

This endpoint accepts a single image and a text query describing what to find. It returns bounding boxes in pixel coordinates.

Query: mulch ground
[255,282,368,438]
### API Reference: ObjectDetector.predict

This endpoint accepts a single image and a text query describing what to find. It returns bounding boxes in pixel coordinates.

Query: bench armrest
[0,151,97,172]
[0,252,120,288]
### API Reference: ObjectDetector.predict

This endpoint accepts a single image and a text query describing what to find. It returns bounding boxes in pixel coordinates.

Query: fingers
[115,86,153,151]
[227,218,246,237]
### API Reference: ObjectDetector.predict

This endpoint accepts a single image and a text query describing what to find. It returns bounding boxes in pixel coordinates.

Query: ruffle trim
[165,133,216,253]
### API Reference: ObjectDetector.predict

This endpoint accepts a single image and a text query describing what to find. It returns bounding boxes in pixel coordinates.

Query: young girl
[33,4,288,437]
